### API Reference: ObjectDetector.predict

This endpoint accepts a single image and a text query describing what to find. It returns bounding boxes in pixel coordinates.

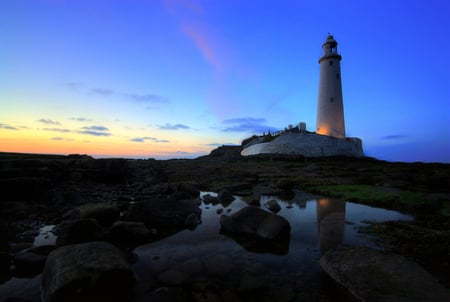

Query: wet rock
[64,203,119,226]
[220,206,290,240]
[184,213,201,229]
[320,246,450,302]
[133,286,192,302]
[202,194,220,205]
[26,245,56,256]
[13,252,46,276]
[218,190,235,204]
[216,208,224,215]
[0,251,11,283]
[276,178,294,191]
[108,221,153,248]
[264,199,281,213]
[55,219,104,246]
[204,254,233,276]
[123,198,201,234]
[178,258,203,275]
[158,269,188,285]
[42,241,134,302]
[177,182,200,198]
[192,288,222,302]
[10,243,33,253]
[239,274,266,291]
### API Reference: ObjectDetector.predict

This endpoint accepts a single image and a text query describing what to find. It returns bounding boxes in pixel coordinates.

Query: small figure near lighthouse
[316,34,345,138]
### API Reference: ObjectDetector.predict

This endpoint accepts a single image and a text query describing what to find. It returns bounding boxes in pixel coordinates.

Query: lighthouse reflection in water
[316,198,346,254]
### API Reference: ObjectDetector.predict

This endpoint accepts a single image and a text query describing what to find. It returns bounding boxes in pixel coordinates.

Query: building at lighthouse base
[241,132,363,157]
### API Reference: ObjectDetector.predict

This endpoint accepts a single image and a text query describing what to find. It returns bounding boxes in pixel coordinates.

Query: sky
[1,0,449,162]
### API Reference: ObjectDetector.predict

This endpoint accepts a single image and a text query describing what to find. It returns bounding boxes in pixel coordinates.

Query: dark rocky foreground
[0,150,449,301]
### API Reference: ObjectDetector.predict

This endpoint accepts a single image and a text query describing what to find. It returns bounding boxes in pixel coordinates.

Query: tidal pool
[132,191,412,301]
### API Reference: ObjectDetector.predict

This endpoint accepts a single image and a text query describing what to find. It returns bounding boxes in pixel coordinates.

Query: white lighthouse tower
[316,34,345,138]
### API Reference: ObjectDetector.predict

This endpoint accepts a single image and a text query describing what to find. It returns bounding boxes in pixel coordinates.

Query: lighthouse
[316,34,345,138]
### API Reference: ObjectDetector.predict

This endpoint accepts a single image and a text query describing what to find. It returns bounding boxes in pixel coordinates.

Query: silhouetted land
[0,150,449,301]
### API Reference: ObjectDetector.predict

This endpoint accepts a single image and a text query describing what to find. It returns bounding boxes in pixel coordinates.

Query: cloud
[221,117,278,133]
[78,125,111,137]
[78,130,111,137]
[51,137,73,141]
[91,88,114,96]
[70,117,92,122]
[381,134,408,140]
[130,137,170,143]
[65,82,83,90]
[203,143,237,147]
[42,128,71,133]
[81,125,109,131]
[158,123,191,130]
[38,118,61,125]
[125,93,169,104]
[0,122,18,130]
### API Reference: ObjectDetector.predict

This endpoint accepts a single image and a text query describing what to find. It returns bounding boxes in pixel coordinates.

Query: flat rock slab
[320,246,450,302]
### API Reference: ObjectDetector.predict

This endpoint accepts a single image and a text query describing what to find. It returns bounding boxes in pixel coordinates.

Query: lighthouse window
[329,61,333,66]
[330,97,334,102]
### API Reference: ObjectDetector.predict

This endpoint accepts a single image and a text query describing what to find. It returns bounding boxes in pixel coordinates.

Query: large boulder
[42,241,134,302]
[108,221,155,248]
[55,219,104,246]
[320,247,450,302]
[220,206,290,240]
[63,203,120,227]
[264,199,281,213]
[123,198,201,233]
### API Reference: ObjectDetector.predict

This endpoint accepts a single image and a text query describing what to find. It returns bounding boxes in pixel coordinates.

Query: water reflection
[316,198,345,254]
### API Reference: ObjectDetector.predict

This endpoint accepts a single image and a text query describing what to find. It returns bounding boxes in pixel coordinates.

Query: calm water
[132,191,413,300]
[0,191,413,301]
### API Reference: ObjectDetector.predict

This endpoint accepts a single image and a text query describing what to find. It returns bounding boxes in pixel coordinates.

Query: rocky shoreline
[0,151,449,301]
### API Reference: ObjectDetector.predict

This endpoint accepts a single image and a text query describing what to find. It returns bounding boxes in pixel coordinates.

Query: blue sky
[1,0,449,162]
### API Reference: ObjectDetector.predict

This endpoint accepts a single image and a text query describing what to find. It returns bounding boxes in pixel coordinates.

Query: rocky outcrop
[320,247,450,302]
[220,206,290,240]
[241,132,363,157]
[42,241,134,302]
[123,198,202,233]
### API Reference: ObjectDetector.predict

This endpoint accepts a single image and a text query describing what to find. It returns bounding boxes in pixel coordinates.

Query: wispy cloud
[38,118,61,125]
[79,130,111,137]
[78,125,111,137]
[158,123,191,130]
[51,137,73,141]
[221,117,278,133]
[91,88,114,96]
[125,93,169,104]
[0,122,18,130]
[130,137,170,143]
[203,142,237,147]
[381,134,408,140]
[70,117,92,122]
[42,128,71,133]
[65,82,83,90]
[81,125,109,131]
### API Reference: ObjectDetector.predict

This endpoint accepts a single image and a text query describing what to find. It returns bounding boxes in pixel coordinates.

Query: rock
[239,274,266,291]
[177,182,200,198]
[202,194,220,205]
[158,270,188,285]
[216,209,223,214]
[108,221,153,248]
[0,177,52,202]
[264,199,281,213]
[218,190,235,204]
[141,183,174,197]
[276,178,294,191]
[123,198,201,234]
[204,254,233,276]
[13,252,46,276]
[0,251,11,283]
[220,206,290,240]
[55,219,104,246]
[10,243,33,253]
[64,203,119,226]
[26,245,56,256]
[178,258,203,275]
[42,241,134,302]
[184,213,201,229]
[320,247,450,302]
[133,286,192,302]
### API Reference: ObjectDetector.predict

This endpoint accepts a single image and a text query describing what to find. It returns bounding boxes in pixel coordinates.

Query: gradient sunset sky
[2,0,449,162]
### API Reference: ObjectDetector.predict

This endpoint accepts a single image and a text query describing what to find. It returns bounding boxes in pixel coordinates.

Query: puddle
[132,191,413,299]
[33,225,57,246]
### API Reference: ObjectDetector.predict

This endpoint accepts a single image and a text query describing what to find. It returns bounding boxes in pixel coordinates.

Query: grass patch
[308,184,429,213]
